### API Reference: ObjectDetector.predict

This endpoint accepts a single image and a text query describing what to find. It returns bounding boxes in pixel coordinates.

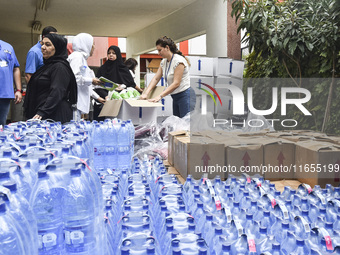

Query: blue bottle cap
[120,246,130,255]
[70,168,81,176]
[38,157,48,164]
[3,150,12,157]
[188,223,195,231]
[171,231,179,239]
[0,201,6,213]
[282,221,290,229]
[172,240,180,248]
[46,164,57,171]
[246,213,253,220]
[146,247,155,254]
[198,248,208,255]
[166,224,174,231]
[0,170,10,179]
[197,239,205,247]
[38,170,48,179]
[222,241,231,251]
[296,239,304,246]
[2,181,17,192]
[259,226,267,234]
[272,242,280,250]
[215,226,223,234]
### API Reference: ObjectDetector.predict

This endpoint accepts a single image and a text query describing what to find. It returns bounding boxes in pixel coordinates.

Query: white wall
[126,0,228,57]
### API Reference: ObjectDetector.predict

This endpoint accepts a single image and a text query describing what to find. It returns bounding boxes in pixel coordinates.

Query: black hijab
[24,34,77,117]
[97,45,136,88]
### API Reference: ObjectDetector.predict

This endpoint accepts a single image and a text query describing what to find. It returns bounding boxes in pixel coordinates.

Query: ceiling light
[32,21,42,31]
[37,0,50,11]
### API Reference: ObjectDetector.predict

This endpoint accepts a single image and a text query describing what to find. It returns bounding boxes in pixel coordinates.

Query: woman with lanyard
[141,36,194,118]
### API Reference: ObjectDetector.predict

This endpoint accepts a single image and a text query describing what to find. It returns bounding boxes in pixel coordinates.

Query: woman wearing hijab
[23,33,77,123]
[67,33,105,121]
[93,45,143,121]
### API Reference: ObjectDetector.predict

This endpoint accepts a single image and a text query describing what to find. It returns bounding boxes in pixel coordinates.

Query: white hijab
[72,33,93,59]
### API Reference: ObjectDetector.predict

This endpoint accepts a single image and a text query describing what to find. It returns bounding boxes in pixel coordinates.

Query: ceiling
[0,0,196,37]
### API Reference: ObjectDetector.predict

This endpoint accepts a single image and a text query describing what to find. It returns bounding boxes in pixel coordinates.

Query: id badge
[0,60,8,67]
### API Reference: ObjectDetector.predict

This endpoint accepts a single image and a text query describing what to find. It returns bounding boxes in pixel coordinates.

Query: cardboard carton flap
[99,99,122,117]
[147,86,165,99]
[125,99,163,107]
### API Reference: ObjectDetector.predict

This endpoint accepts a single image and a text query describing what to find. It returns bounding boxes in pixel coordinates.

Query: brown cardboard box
[168,131,188,166]
[172,134,226,180]
[295,140,340,188]
[226,142,263,177]
[260,138,296,180]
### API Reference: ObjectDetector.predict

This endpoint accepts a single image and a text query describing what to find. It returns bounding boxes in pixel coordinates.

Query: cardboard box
[168,131,188,166]
[187,56,214,76]
[295,140,340,188]
[214,77,243,90]
[171,134,226,180]
[226,142,263,177]
[261,138,296,180]
[229,60,245,79]
[99,87,164,124]
[213,57,232,76]
[157,95,173,117]
[190,76,215,96]
[144,73,164,87]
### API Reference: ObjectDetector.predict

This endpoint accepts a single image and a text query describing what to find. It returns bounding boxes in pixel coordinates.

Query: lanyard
[164,54,174,86]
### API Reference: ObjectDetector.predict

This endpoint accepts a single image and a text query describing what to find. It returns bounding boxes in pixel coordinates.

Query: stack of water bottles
[0,118,134,254]
[1,119,340,254]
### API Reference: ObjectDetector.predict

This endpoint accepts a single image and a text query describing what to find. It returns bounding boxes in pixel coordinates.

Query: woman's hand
[148,95,162,103]
[140,94,147,100]
[33,114,42,120]
[92,78,103,85]
[97,97,106,104]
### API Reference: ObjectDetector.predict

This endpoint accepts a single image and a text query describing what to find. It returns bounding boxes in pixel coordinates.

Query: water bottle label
[223,207,232,223]
[315,192,327,204]
[259,186,266,197]
[247,177,251,183]
[107,169,113,175]
[39,232,57,248]
[267,194,276,208]
[64,225,90,252]
[247,238,256,252]
[202,174,208,184]
[319,228,333,251]
[234,220,243,236]
[215,195,222,211]
[277,201,289,220]
[303,183,313,194]
[295,216,310,232]
[253,178,262,187]
[206,179,213,189]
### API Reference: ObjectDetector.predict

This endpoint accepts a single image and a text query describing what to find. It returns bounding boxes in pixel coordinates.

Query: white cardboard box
[157,95,173,116]
[144,73,164,87]
[190,76,215,96]
[99,87,164,125]
[214,77,244,90]
[213,57,232,76]
[187,56,214,76]
[229,60,245,79]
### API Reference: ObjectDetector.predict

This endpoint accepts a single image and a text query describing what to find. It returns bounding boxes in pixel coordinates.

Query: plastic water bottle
[92,124,105,170]
[2,181,39,254]
[30,170,65,254]
[62,168,97,254]
[117,123,130,171]
[105,121,117,171]
[0,201,26,255]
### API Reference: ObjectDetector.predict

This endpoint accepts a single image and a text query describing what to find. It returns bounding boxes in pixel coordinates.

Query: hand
[148,95,161,103]
[33,114,42,120]
[115,85,124,92]
[140,94,147,100]
[14,91,23,104]
[97,97,106,104]
[92,78,103,85]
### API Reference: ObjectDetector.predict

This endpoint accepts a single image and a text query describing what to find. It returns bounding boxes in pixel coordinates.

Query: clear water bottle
[0,201,26,255]
[2,181,39,254]
[117,123,131,171]
[62,168,97,254]
[105,121,117,171]
[30,170,65,254]
[92,124,105,170]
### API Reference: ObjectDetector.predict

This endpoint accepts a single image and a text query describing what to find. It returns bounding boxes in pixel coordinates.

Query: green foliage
[227,0,340,134]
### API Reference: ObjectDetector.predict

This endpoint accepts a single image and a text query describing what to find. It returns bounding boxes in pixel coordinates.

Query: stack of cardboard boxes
[168,130,340,187]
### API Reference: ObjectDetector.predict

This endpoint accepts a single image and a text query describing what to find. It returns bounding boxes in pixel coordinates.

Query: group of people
[0,27,194,125]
